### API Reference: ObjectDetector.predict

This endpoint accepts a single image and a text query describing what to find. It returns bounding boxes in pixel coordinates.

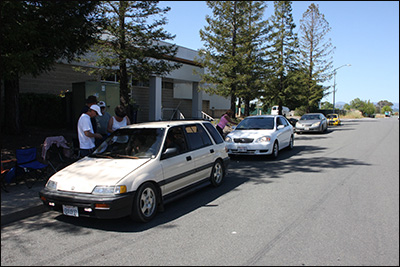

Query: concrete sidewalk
[1,180,48,226]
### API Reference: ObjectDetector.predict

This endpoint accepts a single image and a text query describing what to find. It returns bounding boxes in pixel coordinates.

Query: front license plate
[305,127,309,131]
[63,205,79,217]
[238,147,247,152]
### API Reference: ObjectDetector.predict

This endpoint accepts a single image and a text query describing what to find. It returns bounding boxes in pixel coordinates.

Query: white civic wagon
[40,120,229,222]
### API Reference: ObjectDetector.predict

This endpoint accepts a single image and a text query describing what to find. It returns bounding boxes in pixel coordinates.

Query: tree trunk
[244,97,250,116]
[4,76,21,134]
[230,93,236,119]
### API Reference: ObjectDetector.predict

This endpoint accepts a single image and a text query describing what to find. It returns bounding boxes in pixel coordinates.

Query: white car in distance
[225,115,294,159]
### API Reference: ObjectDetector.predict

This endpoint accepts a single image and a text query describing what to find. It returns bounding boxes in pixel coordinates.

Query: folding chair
[16,147,48,188]
[1,159,16,192]
[41,136,73,175]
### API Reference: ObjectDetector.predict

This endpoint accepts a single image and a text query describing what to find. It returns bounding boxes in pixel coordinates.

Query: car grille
[233,138,254,143]
[230,149,256,154]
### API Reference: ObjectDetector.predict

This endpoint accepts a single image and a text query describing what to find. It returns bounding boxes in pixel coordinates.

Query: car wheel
[270,141,279,159]
[210,160,224,187]
[130,182,158,222]
[288,135,294,150]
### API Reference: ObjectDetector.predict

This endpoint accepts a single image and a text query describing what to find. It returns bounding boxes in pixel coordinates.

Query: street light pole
[332,64,351,114]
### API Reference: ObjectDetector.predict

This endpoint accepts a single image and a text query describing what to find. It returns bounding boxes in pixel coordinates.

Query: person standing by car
[81,95,98,134]
[107,105,131,134]
[95,101,112,145]
[216,109,237,137]
[78,104,103,158]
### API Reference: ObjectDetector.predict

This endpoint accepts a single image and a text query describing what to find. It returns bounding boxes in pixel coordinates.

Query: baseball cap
[98,101,106,108]
[90,104,102,116]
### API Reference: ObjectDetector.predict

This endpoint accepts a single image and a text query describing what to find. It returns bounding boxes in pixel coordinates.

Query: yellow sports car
[326,113,341,126]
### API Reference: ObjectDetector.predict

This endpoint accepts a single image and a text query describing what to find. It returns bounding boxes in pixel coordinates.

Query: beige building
[19,43,230,124]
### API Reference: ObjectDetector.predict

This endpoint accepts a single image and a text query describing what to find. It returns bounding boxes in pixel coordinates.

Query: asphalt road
[1,117,399,266]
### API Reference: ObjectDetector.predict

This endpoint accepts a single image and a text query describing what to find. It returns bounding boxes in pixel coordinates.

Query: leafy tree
[381,105,393,113]
[320,101,333,110]
[234,1,269,116]
[349,98,375,116]
[262,1,300,115]
[362,100,376,116]
[1,1,100,134]
[377,100,393,109]
[298,3,334,112]
[75,1,181,107]
[197,1,268,117]
[349,98,365,110]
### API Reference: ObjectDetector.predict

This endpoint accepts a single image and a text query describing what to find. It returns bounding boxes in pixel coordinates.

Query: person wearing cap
[95,101,112,145]
[81,95,98,134]
[77,104,103,158]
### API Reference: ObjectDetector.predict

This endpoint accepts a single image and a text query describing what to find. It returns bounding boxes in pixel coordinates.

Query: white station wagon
[40,120,229,222]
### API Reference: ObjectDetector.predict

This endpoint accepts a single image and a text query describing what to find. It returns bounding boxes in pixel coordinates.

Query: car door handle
[210,149,214,153]
[186,156,192,161]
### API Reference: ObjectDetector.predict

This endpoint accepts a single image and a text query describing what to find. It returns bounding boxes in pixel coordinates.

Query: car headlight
[46,180,57,191]
[312,122,321,127]
[92,185,127,195]
[255,136,271,143]
[225,136,233,143]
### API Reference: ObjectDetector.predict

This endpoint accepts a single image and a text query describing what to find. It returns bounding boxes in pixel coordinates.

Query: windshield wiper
[90,154,113,159]
[111,154,139,159]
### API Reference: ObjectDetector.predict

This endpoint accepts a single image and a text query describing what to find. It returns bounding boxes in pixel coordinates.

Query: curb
[1,205,48,227]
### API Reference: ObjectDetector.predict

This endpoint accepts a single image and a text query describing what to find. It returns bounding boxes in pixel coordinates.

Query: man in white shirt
[77,104,103,157]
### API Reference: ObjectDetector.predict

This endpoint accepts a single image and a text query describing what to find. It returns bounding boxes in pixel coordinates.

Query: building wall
[18,44,230,123]
[19,63,99,95]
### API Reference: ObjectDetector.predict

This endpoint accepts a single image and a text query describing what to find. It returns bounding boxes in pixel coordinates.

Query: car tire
[288,135,294,150]
[210,160,224,187]
[130,182,158,222]
[270,141,279,159]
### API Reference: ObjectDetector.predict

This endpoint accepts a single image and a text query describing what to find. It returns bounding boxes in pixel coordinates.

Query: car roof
[120,120,212,129]
[244,115,282,119]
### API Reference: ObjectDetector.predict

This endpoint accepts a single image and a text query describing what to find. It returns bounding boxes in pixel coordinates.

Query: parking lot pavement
[1,180,48,226]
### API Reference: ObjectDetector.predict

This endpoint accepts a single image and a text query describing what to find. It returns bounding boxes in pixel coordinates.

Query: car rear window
[203,122,224,144]
[185,124,213,150]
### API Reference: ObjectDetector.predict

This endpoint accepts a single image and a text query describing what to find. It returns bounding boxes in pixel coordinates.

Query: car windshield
[300,114,320,120]
[327,114,337,119]
[236,117,275,130]
[91,128,164,159]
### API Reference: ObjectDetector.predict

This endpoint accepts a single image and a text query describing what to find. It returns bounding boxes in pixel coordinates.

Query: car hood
[298,119,321,124]
[49,157,151,193]
[227,129,276,139]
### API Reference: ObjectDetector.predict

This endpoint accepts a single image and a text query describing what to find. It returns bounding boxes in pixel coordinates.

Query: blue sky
[158,1,399,106]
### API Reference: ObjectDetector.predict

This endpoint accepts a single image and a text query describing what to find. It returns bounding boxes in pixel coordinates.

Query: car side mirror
[161,147,178,160]
[277,125,285,130]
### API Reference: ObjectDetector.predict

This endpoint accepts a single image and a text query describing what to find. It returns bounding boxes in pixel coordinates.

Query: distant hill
[392,103,399,112]
[335,102,346,109]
